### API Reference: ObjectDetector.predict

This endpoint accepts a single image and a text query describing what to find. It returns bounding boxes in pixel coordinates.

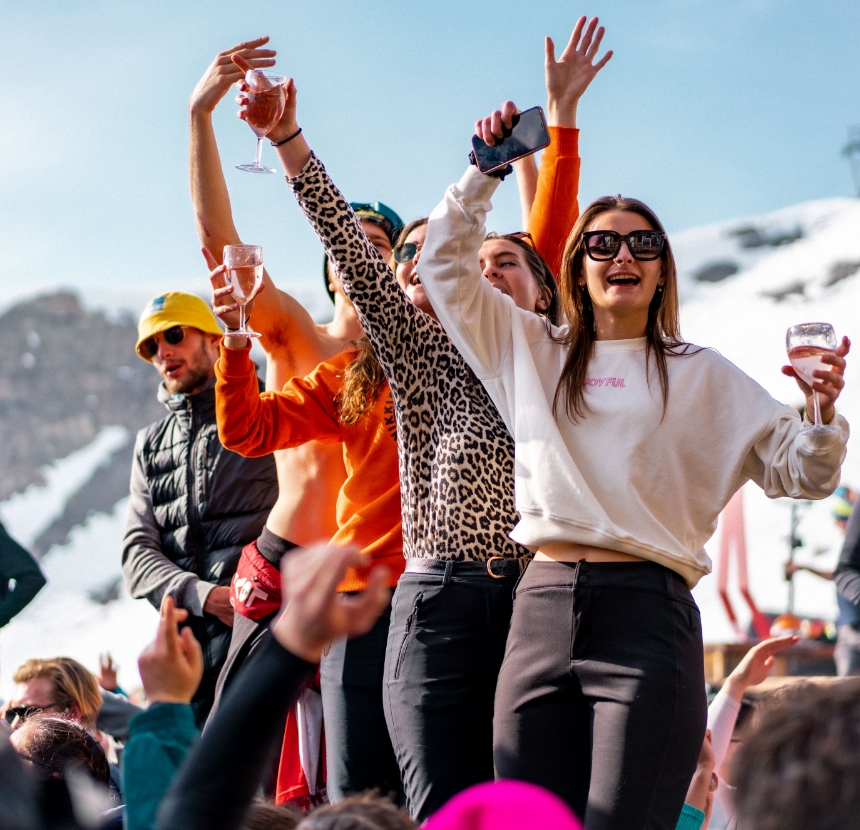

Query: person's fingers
[586,26,606,60]
[490,110,504,138]
[202,246,219,269]
[232,54,253,74]
[179,626,204,674]
[235,93,249,107]
[562,16,587,58]
[594,50,614,72]
[218,36,270,58]
[237,81,249,93]
[836,335,851,357]
[579,16,598,54]
[544,35,557,68]
[500,100,518,129]
[480,116,496,146]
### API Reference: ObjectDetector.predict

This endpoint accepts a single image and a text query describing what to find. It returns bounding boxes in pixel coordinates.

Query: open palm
[546,16,613,113]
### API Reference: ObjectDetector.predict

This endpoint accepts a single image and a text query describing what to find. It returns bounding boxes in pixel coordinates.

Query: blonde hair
[13,657,102,726]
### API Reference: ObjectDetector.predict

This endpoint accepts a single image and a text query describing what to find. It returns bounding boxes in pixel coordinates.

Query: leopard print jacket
[288,154,529,561]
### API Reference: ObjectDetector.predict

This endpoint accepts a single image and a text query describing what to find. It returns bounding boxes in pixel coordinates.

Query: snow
[0,426,129,549]
[0,497,159,701]
[2,196,859,701]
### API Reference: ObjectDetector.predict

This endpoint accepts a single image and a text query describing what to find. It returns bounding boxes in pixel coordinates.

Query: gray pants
[834,624,860,676]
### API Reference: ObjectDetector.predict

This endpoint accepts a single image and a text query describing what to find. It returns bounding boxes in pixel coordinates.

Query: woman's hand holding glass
[782,325,850,430]
[203,246,266,348]
[233,54,299,145]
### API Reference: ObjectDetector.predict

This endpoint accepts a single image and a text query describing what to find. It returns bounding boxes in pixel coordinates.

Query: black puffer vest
[138,378,277,677]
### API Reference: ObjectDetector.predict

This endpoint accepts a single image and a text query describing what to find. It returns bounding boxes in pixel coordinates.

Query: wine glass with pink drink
[786,322,840,435]
[236,70,286,174]
[223,245,263,337]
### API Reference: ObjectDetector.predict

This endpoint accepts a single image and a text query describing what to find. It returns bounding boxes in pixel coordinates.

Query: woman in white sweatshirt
[417,102,850,830]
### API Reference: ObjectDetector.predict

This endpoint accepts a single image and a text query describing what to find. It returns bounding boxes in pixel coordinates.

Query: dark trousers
[494,560,707,830]
[383,570,515,821]
[320,600,401,803]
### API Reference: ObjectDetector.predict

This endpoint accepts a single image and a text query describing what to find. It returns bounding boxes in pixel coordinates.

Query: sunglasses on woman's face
[582,230,665,261]
[393,242,422,264]
[140,325,186,359]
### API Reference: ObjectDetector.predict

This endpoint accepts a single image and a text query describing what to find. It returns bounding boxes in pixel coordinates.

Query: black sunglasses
[393,242,422,264]
[139,325,185,359]
[3,698,73,726]
[582,230,665,261]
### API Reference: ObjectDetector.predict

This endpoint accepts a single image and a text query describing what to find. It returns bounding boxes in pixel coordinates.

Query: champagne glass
[786,322,840,435]
[223,245,264,337]
[236,71,286,174]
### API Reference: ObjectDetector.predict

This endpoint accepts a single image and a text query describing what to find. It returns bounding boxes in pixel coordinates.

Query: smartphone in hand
[471,106,550,174]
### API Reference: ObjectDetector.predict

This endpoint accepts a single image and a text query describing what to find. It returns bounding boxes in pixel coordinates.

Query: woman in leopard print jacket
[257,105,574,823]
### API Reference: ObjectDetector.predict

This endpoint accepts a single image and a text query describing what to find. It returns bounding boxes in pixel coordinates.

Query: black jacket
[122,377,277,680]
[0,522,46,628]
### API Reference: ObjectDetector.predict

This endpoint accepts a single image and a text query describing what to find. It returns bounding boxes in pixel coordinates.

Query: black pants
[494,560,707,830]
[383,569,515,821]
[320,600,401,803]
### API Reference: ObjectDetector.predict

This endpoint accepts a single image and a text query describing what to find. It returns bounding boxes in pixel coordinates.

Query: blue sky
[1,0,858,317]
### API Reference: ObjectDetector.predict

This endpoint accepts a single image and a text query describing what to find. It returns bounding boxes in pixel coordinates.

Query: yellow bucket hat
[136,292,223,361]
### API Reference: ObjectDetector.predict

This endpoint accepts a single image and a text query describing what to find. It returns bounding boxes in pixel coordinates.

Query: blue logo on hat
[147,295,166,313]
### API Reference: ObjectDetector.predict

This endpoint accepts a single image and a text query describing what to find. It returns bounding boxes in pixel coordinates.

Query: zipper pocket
[394,592,423,680]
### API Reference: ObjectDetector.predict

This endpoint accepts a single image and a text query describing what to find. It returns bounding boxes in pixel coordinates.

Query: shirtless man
[189,38,402,706]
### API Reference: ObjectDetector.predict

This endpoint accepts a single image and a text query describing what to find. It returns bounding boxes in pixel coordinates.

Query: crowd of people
[1,14,857,830]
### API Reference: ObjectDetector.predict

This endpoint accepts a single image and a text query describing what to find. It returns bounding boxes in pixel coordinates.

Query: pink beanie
[422,780,583,830]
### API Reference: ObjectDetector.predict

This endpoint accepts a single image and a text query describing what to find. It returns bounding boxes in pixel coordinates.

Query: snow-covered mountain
[1,197,859,699]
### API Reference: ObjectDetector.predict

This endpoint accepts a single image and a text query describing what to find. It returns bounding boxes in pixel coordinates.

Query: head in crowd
[10,716,110,785]
[554,195,683,420]
[481,233,560,325]
[135,291,223,395]
[390,218,559,324]
[8,657,102,730]
[294,791,415,830]
[733,678,860,830]
[422,780,582,830]
[323,202,404,303]
[242,802,302,830]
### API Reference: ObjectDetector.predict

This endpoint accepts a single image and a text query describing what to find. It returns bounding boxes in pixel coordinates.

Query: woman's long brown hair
[336,338,386,425]
[336,217,429,425]
[553,195,688,422]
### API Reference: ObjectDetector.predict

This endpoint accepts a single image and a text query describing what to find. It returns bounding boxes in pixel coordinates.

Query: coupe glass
[236,71,286,174]
[223,245,263,337]
[786,322,839,436]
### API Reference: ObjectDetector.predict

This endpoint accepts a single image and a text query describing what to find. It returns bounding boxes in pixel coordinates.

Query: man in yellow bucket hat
[122,291,278,724]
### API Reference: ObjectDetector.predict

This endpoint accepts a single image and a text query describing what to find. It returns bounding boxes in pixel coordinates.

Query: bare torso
[258,312,354,546]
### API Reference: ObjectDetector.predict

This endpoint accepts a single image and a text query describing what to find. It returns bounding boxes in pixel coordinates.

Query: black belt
[404,557,526,580]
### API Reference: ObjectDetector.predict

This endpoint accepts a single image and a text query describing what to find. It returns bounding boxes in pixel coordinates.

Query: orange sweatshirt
[215,343,404,592]
[528,126,580,277]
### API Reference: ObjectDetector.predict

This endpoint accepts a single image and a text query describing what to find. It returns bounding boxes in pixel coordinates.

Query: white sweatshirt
[420,166,849,586]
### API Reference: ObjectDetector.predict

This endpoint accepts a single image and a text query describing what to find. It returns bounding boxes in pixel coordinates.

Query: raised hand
[545,16,613,127]
[138,595,204,705]
[98,653,118,692]
[782,336,850,425]
[190,36,277,117]
[272,544,391,664]
[723,635,799,701]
